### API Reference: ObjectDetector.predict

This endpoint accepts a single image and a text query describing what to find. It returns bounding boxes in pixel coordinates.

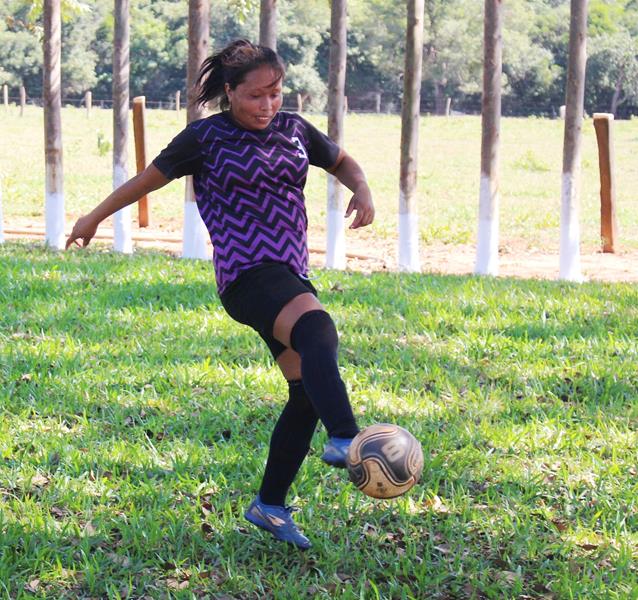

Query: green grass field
[1,240,638,598]
[2,106,638,251]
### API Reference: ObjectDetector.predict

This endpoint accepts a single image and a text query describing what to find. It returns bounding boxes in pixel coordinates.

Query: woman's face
[225,65,283,130]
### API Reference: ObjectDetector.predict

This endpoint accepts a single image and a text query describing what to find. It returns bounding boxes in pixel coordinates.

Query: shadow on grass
[2,242,638,597]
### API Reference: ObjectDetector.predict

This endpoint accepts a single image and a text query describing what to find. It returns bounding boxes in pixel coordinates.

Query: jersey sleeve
[299,117,341,170]
[152,126,203,180]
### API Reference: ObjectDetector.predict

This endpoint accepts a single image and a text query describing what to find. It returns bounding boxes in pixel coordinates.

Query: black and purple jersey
[152,111,340,294]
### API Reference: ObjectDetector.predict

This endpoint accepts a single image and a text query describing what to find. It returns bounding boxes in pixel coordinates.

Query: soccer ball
[346,424,424,499]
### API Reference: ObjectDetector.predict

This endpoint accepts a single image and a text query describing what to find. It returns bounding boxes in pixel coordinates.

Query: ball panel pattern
[346,424,424,499]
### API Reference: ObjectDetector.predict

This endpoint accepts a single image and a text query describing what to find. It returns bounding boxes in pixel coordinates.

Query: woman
[66,39,375,550]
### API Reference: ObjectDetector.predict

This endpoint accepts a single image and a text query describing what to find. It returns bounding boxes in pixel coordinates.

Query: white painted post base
[559,172,583,281]
[182,177,209,259]
[475,175,499,276]
[45,191,65,250]
[113,165,133,253]
[325,175,346,269]
[398,209,420,272]
[113,206,133,254]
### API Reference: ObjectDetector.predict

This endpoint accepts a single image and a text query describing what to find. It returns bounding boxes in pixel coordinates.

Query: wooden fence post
[2,85,8,111]
[20,86,26,116]
[375,92,381,113]
[132,96,149,227]
[593,113,617,253]
[85,90,92,118]
[296,93,303,113]
[175,90,181,115]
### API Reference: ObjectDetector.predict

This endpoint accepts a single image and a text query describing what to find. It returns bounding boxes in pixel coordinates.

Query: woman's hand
[64,165,171,251]
[345,184,375,229]
[328,151,375,229]
[65,214,99,249]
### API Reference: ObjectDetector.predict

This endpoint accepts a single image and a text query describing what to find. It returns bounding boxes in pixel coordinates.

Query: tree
[423,0,483,114]
[278,0,330,110]
[345,0,407,100]
[501,0,562,115]
[559,0,588,281]
[112,0,132,253]
[475,0,502,276]
[588,31,638,115]
[259,0,277,50]
[0,7,42,91]
[43,0,64,249]
[325,0,347,269]
[399,0,425,272]
[183,0,210,260]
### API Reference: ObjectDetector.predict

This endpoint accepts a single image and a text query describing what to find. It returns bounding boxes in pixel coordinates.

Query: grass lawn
[2,107,638,253]
[1,240,638,598]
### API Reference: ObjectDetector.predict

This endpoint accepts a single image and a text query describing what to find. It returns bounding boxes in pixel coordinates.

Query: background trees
[1,0,637,117]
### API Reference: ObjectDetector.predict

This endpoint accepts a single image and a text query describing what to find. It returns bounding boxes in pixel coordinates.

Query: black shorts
[219,262,318,359]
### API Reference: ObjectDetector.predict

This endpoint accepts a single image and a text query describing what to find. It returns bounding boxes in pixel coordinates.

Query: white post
[113,168,132,253]
[398,0,425,272]
[183,178,209,258]
[112,0,133,254]
[325,0,347,269]
[183,0,210,260]
[326,176,346,269]
[475,0,502,276]
[44,0,65,250]
[559,0,587,281]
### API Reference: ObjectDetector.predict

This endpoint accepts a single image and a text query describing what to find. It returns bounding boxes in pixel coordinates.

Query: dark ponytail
[195,39,285,110]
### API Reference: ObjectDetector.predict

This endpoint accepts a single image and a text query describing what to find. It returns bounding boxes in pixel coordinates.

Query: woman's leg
[272,293,359,439]
[258,349,318,506]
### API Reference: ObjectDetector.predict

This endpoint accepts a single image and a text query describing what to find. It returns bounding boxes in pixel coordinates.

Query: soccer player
[66,39,374,550]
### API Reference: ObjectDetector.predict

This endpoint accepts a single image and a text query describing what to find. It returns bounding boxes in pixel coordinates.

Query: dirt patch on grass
[5,219,637,284]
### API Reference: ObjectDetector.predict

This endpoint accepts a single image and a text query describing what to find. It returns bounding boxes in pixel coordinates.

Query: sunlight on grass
[2,108,638,252]
[1,241,637,597]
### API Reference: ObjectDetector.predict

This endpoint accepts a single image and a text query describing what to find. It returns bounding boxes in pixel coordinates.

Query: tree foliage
[1,0,637,116]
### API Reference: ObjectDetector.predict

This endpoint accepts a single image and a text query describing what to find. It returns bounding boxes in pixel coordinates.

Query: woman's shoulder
[187,112,237,140]
[273,111,315,137]
[275,111,305,126]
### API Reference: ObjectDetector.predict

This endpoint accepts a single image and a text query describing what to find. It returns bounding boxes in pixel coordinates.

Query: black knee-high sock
[259,380,319,506]
[290,310,359,439]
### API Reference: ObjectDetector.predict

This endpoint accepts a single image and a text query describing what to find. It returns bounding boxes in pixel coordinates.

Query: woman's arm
[66,164,171,249]
[327,150,375,229]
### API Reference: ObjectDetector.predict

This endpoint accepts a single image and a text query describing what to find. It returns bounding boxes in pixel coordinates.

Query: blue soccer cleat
[244,495,311,550]
[321,437,353,468]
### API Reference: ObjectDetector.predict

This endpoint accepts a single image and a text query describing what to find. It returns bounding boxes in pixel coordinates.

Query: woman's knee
[289,310,339,355]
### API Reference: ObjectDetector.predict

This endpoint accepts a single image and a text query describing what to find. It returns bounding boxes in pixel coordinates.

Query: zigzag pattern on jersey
[191,113,312,293]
